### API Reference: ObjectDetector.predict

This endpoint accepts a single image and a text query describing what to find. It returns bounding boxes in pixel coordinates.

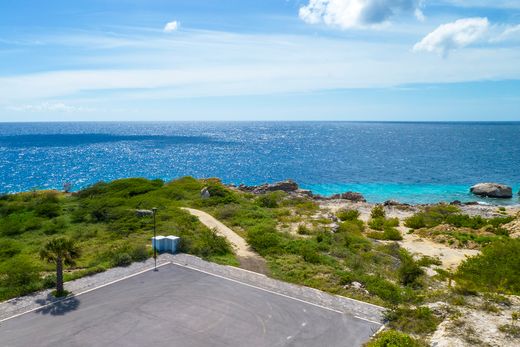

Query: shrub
[215,204,239,220]
[112,253,133,267]
[368,227,402,241]
[41,217,68,235]
[398,251,425,288]
[371,205,386,219]
[369,217,385,231]
[297,224,311,235]
[130,245,150,262]
[0,255,41,300]
[366,329,424,347]
[0,215,25,236]
[247,225,285,256]
[456,239,520,294]
[337,219,365,234]
[385,307,440,334]
[362,275,402,304]
[383,227,403,241]
[0,239,22,260]
[34,202,61,218]
[256,192,281,208]
[337,209,360,221]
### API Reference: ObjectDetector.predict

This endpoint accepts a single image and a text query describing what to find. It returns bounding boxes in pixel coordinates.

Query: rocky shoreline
[229,179,520,207]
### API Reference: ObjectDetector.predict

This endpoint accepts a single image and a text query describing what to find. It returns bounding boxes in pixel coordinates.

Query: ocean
[0,121,519,205]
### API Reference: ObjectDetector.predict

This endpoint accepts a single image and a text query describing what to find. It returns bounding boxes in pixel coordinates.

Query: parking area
[0,263,381,347]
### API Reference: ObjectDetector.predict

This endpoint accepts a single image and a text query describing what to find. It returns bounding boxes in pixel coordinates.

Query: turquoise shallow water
[306,183,520,205]
[0,121,519,205]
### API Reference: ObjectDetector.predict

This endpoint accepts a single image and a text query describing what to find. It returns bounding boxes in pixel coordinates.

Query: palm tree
[40,237,81,296]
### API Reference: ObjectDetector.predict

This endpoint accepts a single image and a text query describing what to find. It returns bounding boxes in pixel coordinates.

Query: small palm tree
[40,237,81,296]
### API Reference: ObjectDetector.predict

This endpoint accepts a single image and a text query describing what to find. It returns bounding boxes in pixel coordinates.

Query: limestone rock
[200,187,211,199]
[470,183,512,198]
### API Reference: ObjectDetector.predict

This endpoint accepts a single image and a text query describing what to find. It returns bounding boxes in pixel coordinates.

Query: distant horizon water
[1,121,519,205]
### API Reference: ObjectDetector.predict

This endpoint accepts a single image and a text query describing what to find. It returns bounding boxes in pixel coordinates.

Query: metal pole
[152,207,158,271]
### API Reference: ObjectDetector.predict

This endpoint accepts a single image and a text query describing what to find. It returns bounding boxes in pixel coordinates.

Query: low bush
[362,275,402,304]
[337,219,365,234]
[456,239,520,294]
[366,329,424,347]
[112,253,133,267]
[385,307,441,334]
[0,239,22,260]
[337,209,360,221]
[256,192,283,208]
[405,205,513,231]
[0,255,42,300]
[398,251,425,288]
[371,205,386,219]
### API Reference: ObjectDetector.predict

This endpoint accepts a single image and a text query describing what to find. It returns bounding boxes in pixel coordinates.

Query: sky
[0,0,519,121]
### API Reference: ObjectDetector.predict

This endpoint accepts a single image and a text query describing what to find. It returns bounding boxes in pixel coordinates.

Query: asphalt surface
[0,264,380,347]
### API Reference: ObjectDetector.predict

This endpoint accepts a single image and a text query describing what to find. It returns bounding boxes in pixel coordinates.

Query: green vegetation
[336,208,360,221]
[2,177,519,345]
[365,330,425,347]
[367,206,402,241]
[385,307,441,335]
[404,205,512,232]
[455,239,520,294]
[0,177,236,301]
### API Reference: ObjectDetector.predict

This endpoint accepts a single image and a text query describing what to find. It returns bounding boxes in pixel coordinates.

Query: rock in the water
[470,183,512,198]
[330,191,366,202]
[200,187,211,199]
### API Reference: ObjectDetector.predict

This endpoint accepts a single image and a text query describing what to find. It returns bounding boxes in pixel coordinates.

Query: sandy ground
[182,208,267,273]
[319,201,481,269]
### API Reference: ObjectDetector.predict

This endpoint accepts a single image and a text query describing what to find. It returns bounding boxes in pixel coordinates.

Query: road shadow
[34,294,80,316]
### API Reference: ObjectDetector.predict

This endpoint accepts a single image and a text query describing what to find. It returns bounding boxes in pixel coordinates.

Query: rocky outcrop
[329,191,366,202]
[238,180,300,194]
[470,183,513,198]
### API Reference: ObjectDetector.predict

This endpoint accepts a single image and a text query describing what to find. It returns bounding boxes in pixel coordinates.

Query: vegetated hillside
[1,177,519,345]
[0,177,235,301]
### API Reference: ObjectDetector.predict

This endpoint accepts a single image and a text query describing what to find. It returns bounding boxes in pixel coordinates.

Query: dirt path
[182,208,268,274]
[397,227,480,270]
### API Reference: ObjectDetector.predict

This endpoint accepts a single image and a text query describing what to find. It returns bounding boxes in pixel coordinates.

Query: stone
[330,191,366,202]
[200,187,211,199]
[470,183,512,198]
[450,200,462,205]
[383,200,401,206]
[263,180,299,193]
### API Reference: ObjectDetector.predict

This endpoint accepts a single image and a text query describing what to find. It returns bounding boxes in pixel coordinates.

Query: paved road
[0,264,380,347]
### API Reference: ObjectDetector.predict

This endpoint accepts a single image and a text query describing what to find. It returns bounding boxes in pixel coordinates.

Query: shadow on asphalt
[34,294,80,316]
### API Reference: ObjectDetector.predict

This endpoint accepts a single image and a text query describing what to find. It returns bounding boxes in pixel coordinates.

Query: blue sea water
[0,121,519,205]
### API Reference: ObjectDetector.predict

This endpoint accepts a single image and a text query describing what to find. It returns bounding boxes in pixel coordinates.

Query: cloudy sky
[0,0,519,121]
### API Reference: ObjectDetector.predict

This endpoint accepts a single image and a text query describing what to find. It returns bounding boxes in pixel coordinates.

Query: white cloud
[6,102,91,113]
[493,24,520,42]
[299,0,423,29]
[163,21,179,33]
[413,17,489,56]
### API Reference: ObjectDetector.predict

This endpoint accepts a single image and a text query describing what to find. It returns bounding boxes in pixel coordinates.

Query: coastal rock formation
[329,191,367,202]
[238,180,300,194]
[470,183,512,198]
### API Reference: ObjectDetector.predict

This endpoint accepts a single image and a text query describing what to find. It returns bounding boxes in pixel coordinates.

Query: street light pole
[152,207,158,272]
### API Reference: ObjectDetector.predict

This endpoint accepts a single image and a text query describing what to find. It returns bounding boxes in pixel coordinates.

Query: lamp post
[152,207,158,272]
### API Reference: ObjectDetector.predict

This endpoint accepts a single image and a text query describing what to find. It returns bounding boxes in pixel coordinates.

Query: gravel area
[1,253,385,324]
